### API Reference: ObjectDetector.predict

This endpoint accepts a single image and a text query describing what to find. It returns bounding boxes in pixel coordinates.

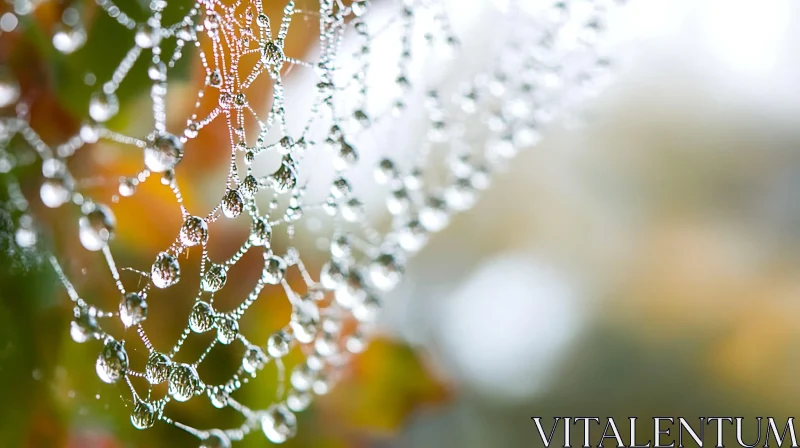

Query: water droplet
[144,132,184,173]
[287,389,312,412]
[242,345,267,373]
[290,362,316,391]
[319,261,345,290]
[202,263,228,292]
[351,0,370,16]
[250,217,272,247]
[267,331,291,358]
[353,293,381,322]
[189,301,215,333]
[241,174,258,198]
[151,251,180,289]
[334,140,358,170]
[145,352,171,384]
[179,216,208,247]
[386,187,410,215]
[334,269,366,309]
[71,307,99,343]
[221,189,244,218]
[215,315,239,345]
[168,363,204,402]
[270,158,297,193]
[208,69,223,88]
[200,430,231,448]
[52,25,86,54]
[88,91,119,122]
[397,219,428,252]
[130,400,156,429]
[208,386,228,409]
[290,301,319,344]
[261,41,285,66]
[40,177,72,208]
[261,404,297,444]
[0,69,20,107]
[444,177,477,211]
[419,195,450,232]
[96,338,128,384]
[79,203,116,251]
[330,234,351,260]
[119,292,147,327]
[262,255,286,285]
[330,177,351,199]
[346,330,367,353]
[119,178,137,197]
[135,22,161,48]
[369,252,404,292]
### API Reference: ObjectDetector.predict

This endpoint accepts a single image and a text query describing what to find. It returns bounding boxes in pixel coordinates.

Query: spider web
[0,0,619,445]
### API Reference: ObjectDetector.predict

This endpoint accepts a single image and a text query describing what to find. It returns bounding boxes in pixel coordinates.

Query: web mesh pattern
[0,0,619,445]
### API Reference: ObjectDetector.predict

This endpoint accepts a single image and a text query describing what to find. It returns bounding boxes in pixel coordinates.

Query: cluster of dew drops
[0,0,621,446]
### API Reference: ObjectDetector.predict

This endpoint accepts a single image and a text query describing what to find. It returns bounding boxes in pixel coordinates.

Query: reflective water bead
[319,261,346,290]
[0,69,20,107]
[40,177,72,208]
[52,25,86,54]
[79,203,116,251]
[369,252,404,292]
[180,216,208,247]
[130,400,156,429]
[351,0,370,16]
[208,69,222,88]
[290,301,319,344]
[241,174,258,198]
[215,315,239,345]
[71,307,99,343]
[266,331,291,358]
[96,338,128,384]
[287,389,312,412]
[144,132,184,173]
[262,41,284,66]
[242,345,267,373]
[119,292,148,327]
[249,217,272,247]
[397,219,428,252]
[135,21,161,48]
[118,177,137,197]
[334,270,366,309]
[261,404,297,444]
[271,158,297,193]
[200,430,231,448]
[151,251,180,288]
[221,189,244,218]
[386,187,411,215]
[353,293,381,322]
[330,234,351,259]
[346,330,367,354]
[330,177,350,199]
[88,91,119,122]
[208,386,228,409]
[145,351,172,384]
[262,255,286,285]
[334,140,358,170]
[256,13,270,28]
[341,198,363,222]
[419,195,450,232]
[290,362,316,391]
[189,301,215,333]
[444,177,477,211]
[202,263,227,292]
[168,363,204,402]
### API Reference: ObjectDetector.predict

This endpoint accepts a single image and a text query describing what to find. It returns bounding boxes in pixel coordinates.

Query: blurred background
[2,0,800,447]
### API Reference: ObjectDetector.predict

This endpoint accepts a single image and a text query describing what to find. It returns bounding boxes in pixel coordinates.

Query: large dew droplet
[368,252,404,292]
[202,263,227,292]
[180,216,208,247]
[289,301,319,344]
[0,69,20,108]
[189,301,215,333]
[221,189,244,218]
[250,217,272,247]
[267,331,291,358]
[242,345,267,373]
[215,315,239,345]
[151,251,180,288]
[145,352,172,385]
[130,400,156,430]
[144,132,184,173]
[262,255,287,285]
[200,429,231,448]
[168,363,204,402]
[119,292,148,327]
[40,177,72,208]
[71,307,99,343]
[88,91,119,122]
[261,404,297,444]
[79,203,116,251]
[96,338,128,384]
